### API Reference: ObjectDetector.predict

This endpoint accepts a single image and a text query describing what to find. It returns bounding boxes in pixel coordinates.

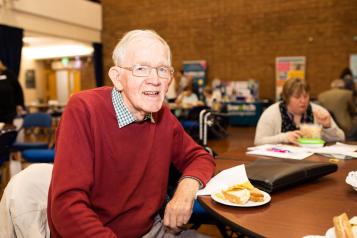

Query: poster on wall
[182,60,207,100]
[275,56,306,100]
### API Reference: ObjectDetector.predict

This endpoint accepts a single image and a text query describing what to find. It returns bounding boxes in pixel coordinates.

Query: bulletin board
[275,56,306,100]
[182,60,207,100]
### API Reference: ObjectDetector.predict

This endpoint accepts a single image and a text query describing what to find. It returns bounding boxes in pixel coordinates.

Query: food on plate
[333,213,354,238]
[249,187,264,202]
[222,188,250,205]
[228,181,255,190]
[219,181,265,205]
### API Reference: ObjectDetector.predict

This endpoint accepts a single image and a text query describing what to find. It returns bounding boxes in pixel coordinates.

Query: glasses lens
[157,66,170,79]
[133,65,150,77]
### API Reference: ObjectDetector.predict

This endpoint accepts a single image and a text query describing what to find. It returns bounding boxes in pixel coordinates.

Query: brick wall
[102,0,357,100]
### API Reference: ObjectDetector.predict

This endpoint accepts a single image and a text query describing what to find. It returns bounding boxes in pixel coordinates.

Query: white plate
[211,190,271,207]
[325,226,357,238]
[325,228,334,238]
[346,171,357,192]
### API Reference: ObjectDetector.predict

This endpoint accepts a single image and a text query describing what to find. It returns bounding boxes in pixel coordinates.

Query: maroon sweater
[47,87,215,238]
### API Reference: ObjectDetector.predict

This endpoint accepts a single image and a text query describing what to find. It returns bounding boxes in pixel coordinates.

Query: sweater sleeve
[254,104,289,145]
[311,104,346,142]
[49,95,117,238]
[171,118,215,188]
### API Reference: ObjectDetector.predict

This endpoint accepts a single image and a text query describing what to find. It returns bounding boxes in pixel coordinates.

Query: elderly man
[47,29,215,237]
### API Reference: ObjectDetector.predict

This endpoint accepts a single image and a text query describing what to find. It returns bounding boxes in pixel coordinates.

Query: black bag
[246,158,338,193]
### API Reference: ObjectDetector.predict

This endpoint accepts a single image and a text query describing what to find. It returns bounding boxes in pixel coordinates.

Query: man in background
[0,60,24,124]
[318,79,357,140]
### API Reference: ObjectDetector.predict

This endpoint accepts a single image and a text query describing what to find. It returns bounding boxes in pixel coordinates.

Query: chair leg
[216,223,243,238]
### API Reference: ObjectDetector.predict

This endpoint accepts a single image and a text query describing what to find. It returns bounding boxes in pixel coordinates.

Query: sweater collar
[111,88,155,128]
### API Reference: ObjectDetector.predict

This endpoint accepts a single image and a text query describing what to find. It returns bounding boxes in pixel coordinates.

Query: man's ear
[108,66,123,91]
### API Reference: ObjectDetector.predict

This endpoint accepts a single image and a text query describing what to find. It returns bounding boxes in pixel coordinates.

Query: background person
[339,67,356,98]
[203,86,214,107]
[318,79,357,140]
[254,78,345,145]
[47,29,215,238]
[165,73,177,103]
[0,164,52,238]
[0,60,25,124]
[175,79,204,109]
[176,70,189,95]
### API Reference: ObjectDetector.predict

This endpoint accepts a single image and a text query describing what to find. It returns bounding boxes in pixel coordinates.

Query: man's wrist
[178,176,202,189]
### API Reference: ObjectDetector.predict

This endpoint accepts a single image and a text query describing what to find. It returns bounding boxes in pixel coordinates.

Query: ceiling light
[22,44,93,59]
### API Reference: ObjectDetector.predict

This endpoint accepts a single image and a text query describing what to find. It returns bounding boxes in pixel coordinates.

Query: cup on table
[300,123,322,139]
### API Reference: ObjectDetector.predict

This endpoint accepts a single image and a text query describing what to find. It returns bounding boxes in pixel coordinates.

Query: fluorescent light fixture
[22,44,93,59]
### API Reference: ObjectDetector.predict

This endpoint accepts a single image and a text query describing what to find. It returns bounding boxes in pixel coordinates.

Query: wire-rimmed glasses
[118,64,174,79]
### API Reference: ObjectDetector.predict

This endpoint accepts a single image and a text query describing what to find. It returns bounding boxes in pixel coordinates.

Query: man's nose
[148,68,160,84]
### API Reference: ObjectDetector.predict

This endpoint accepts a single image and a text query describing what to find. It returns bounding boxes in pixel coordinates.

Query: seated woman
[175,83,204,109]
[254,78,345,145]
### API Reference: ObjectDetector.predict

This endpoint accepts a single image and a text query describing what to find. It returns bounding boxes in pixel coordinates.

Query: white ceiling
[22,34,94,59]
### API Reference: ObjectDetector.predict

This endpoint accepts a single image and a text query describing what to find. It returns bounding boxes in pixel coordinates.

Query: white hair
[112,29,172,66]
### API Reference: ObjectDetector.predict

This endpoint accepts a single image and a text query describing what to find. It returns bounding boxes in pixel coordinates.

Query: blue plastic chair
[12,113,53,151]
[22,148,55,163]
[179,106,208,141]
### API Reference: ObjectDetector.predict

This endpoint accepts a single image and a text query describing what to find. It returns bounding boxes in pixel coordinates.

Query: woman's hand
[313,109,331,128]
[286,130,302,145]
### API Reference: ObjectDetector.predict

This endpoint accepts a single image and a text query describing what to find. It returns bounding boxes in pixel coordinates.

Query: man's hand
[287,130,302,145]
[163,178,200,231]
[313,109,331,128]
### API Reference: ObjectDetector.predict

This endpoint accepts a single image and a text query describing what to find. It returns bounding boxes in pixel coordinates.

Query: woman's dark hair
[339,67,355,92]
[281,78,310,104]
[339,67,353,79]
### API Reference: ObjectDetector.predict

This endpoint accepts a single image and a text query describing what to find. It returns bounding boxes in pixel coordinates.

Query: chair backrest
[0,129,18,165]
[21,113,53,146]
[187,106,209,121]
[23,113,52,128]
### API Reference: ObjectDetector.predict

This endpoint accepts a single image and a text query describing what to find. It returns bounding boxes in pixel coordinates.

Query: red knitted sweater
[47,87,215,238]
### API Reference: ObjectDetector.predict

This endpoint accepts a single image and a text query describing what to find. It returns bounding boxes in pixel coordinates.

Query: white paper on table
[196,164,249,196]
[336,142,357,150]
[317,153,347,159]
[304,142,357,159]
[246,144,313,160]
[247,144,278,151]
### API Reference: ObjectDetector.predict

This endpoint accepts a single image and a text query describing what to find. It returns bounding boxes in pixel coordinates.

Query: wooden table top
[198,149,357,237]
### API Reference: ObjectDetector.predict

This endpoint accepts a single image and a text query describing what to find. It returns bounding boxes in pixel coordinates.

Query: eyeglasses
[118,64,174,79]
